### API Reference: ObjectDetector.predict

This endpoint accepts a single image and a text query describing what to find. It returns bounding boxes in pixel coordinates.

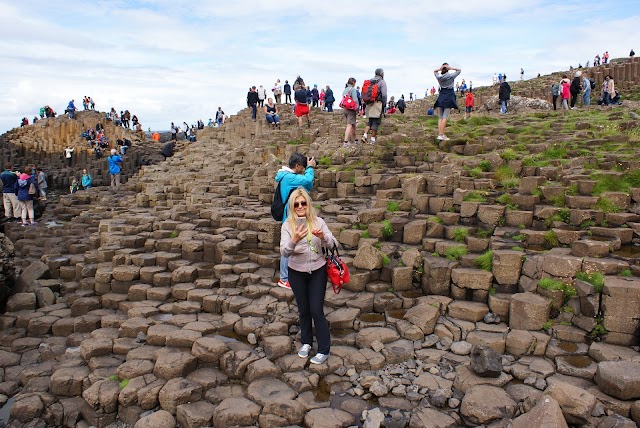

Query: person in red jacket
[464,91,474,119]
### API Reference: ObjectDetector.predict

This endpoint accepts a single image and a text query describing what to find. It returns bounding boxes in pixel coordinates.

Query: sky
[0,0,638,134]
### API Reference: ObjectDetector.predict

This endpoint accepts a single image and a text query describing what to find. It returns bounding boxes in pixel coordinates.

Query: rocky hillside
[0,65,640,427]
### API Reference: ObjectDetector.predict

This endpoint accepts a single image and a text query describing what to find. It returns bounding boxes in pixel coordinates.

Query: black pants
[285,94,292,104]
[570,92,578,108]
[66,157,72,167]
[552,95,558,110]
[257,99,264,107]
[312,100,318,108]
[289,266,330,354]
[250,104,257,119]
[326,102,333,112]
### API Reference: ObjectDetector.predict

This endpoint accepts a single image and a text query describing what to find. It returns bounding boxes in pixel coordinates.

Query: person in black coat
[324,86,335,112]
[283,81,292,104]
[569,71,583,109]
[396,96,406,114]
[498,76,511,114]
[247,87,259,120]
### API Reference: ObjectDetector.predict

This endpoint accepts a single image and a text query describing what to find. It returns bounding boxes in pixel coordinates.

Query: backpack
[590,79,596,90]
[339,90,359,111]
[28,181,37,196]
[361,79,380,103]
[271,181,295,221]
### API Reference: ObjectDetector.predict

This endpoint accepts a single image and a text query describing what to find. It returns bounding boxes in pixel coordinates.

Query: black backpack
[590,79,596,90]
[271,181,294,221]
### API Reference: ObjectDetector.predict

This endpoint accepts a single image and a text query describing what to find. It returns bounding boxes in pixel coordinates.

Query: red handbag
[324,243,350,293]
[339,93,359,111]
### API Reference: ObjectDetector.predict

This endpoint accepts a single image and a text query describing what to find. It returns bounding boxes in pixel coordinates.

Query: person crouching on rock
[161,141,175,160]
[280,188,336,365]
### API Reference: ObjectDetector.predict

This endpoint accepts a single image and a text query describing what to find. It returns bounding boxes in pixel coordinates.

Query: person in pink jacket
[280,187,336,365]
[560,75,571,110]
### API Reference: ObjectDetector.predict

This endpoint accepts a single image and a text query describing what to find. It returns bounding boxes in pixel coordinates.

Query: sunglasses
[294,201,308,208]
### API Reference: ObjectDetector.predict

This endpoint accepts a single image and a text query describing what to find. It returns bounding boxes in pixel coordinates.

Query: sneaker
[298,344,312,358]
[29,222,37,226]
[354,140,360,145]
[369,137,376,145]
[343,142,351,147]
[440,135,450,141]
[362,134,368,143]
[277,279,291,289]
[310,353,329,364]
[437,135,445,140]
[21,223,27,227]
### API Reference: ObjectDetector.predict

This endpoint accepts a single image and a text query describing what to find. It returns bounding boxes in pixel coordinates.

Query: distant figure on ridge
[324,86,335,112]
[361,68,388,145]
[66,99,76,119]
[582,72,592,107]
[570,71,582,109]
[294,83,311,128]
[273,79,282,104]
[171,122,178,141]
[433,62,461,140]
[247,86,259,120]
[520,67,524,80]
[560,75,570,110]
[284,80,292,104]
[396,95,406,114]
[550,80,561,111]
[498,75,511,114]
[216,107,225,126]
[257,85,266,107]
[630,49,635,61]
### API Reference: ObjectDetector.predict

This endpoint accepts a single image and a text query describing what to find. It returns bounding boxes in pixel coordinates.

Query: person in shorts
[433,63,461,141]
[341,77,359,146]
[294,83,311,127]
[362,68,388,145]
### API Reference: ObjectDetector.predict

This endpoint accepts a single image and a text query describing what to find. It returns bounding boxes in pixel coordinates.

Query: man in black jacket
[247,86,259,120]
[569,72,582,109]
[396,95,406,114]
[498,76,511,114]
[283,80,292,104]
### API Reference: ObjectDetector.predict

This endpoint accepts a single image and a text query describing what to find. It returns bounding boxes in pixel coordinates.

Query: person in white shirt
[64,147,74,167]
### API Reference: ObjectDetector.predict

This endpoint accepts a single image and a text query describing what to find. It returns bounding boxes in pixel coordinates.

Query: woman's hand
[311,228,324,240]
[291,223,308,244]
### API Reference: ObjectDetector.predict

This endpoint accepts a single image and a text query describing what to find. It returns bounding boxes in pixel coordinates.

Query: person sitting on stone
[264,98,280,128]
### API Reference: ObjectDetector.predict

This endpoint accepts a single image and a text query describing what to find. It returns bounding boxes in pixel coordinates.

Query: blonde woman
[280,188,336,364]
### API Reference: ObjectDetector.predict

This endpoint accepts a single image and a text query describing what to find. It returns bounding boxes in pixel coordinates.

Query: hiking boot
[298,344,312,358]
[310,353,329,364]
[277,279,291,290]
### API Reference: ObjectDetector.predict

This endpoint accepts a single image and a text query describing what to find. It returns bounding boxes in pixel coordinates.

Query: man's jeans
[582,90,591,106]
[280,256,289,282]
[500,100,508,114]
[250,104,257,119]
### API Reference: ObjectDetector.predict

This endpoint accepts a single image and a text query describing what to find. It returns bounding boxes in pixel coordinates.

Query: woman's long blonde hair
[287,188,318,231]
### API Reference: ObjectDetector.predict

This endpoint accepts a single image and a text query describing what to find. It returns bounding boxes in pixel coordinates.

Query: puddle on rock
[332,329,353,338]
[400,290,423,299]
[313,377,331,402]
[359,313,385,322]
[557,341,578,353]
[214,331,249,344]
[386,309,407,320]
[613,245,640,259]
[561,355,593,368]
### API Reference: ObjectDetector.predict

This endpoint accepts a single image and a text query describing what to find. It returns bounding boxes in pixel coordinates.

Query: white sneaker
[369,137,376,145]
[437,135,445,140]
[362,134,368,143]
[441,135,450,141]
[310,353,329,364]
[298,344,312,358]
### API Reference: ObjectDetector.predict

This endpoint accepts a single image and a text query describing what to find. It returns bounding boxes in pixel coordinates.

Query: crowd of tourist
[1,163,48,226]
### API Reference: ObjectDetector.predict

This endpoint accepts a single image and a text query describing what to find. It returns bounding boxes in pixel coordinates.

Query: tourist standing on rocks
[570,71,582,109]
[257,85,266,107]
[396,95,406,114]
[433,63,460,140]
[66,100,76,119]
[582,73,592,107]
[362,68,388,145]
[264,98,280,128]
[1,164,21,221]
[64,146,74,167]
[311,85,319,108]
[275,153,316,289]
[273,80,282,104]
[294,84,311,128]
[602,74,617,105]
[81,169,92,189]
[324,86,335,112]
[89,97,95,110]
[247,87,259,120]
[14,166,39,226]
[171,122,178,141]
[464,91,474,120]
[342,78,360,147]
[161,141,175,160]
[560,76,571,109]
[36,167,47,201]
[280,187,335,365]
[550,80,561,110]
[319,88,325,110]
[283,80,292,104]
[108,149,123,188]
[520,67,524,80]
[216,107,225,126]
[498,76,511,114]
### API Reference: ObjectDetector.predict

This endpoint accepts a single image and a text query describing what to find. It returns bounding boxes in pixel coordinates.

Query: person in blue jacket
[108,149,123,188]
[67,99,76,119]
[14,166,39,226]
[274,152,316,289]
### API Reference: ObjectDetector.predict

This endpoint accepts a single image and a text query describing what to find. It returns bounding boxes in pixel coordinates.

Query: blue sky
[0,0,638,133]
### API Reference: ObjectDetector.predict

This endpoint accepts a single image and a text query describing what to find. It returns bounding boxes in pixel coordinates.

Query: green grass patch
[539,278,577,303]
[381,219,394,240]
[318,156,331,166]
[576,271,605,293]
[382,254,391,267]
[544,230,559,247]
[452,227,469,243]
[496,193,518,210]
[386,201,401,212]
[469,167,483,178]
[475,251,493,271]
[500,148,518,161]
[594,197,620,213]
[619,268,632,277]
[478,160,492,172]
[445,246,468,261]
[463,191,487,203]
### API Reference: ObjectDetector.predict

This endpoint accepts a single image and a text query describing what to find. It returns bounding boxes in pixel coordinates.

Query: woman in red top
[464,92,474,119]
